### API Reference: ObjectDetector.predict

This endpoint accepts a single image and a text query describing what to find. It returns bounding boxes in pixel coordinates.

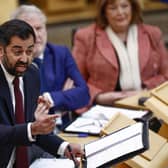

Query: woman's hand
[95,90,141,106]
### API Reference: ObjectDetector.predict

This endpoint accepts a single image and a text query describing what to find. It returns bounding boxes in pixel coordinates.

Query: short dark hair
[0,19,36,46]
[96,0,143,29]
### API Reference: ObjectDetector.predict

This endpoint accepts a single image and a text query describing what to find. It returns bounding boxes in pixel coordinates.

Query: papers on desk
[64,117,108,135]
[82,105,148,120]
[83,122,149,168]
[29,158,75,168]
[64,105,148,135]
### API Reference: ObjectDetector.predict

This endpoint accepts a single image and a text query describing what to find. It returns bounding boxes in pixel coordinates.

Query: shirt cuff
[57,142,69,156]
[28,123,36,142]
[43,92,54,107]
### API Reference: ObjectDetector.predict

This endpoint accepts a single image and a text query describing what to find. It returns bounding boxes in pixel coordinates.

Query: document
[30,158,75,168]
[63,105,148,135]
[64,117,108,135]
[83,122,149,168]
[81,105,148,120]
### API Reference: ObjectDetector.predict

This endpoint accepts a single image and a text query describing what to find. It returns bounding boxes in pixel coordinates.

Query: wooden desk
[58,112,168,168]
[114,90,168,139]
[125,143,168,168]
[58,133,129,168]
[114,90,150,110]
[58,113,135,168]
[110,91,168,167]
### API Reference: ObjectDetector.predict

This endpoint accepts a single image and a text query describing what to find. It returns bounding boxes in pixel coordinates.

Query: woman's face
[105,0,132,33]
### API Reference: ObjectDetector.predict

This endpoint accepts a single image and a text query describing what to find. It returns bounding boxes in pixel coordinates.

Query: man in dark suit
[0,19,83,168]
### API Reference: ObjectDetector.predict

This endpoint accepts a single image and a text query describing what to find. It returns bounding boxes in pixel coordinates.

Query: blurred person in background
[72,0,168,112]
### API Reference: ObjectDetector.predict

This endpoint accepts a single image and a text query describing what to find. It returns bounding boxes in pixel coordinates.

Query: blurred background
[1,0,168,49]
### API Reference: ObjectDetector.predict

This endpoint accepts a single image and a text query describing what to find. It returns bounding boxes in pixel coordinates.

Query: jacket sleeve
[35,134,64,157]
[0,124,31,146]
[72,25,103,112]
[50,47,90,111]
[142,25,168,89]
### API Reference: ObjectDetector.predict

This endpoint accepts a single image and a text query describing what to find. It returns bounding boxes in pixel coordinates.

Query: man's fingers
[38,96,51,108]
[36,103,49,114]
[45,114,60,122]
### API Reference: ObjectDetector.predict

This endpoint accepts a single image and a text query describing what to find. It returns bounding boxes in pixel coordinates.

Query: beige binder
[100,113,135,136]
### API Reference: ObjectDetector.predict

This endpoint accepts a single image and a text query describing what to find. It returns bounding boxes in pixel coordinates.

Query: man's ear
[0,46,4,59]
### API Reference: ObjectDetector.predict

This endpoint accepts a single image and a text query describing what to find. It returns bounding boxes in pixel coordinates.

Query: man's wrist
[28,123,36,141]
[30,122,38,136]
[57,142,69,156]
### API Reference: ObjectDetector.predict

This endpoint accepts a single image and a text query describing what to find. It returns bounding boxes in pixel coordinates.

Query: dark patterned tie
[13,77,28,168]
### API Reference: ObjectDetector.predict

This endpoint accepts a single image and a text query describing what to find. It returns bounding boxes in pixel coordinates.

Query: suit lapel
[138,25,150,73]
[96,26,151,74]
[0,66,15,124]
[96,28,118,69]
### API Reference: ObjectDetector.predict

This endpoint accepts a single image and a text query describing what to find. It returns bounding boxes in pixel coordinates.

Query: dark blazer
[0,64,64,167]
[34,43,90,111]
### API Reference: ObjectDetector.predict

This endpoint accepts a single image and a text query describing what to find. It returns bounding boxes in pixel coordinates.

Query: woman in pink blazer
[72,0,168,111]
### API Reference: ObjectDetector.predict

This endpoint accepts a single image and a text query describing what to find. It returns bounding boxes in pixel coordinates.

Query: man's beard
[2,55,29,77]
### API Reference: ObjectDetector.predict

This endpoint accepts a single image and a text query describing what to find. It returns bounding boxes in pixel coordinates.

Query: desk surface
[114,90,150,110]
[59,91,168,168]
[58,133,99,144]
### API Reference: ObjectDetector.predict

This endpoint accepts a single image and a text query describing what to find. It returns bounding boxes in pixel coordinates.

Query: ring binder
[81,121,149,168]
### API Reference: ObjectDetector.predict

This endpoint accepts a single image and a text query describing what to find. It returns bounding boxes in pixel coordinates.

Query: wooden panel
[47,0,86,12]
[141,130,167,161]
[145,97,168,124]
[126,155,150,168]
[27,0,168,24]
[151,81,168,105]
[159,123,168,140]
[147,143,168,168]
[29,0,86,13]
[114,90,150,110]
[126,142,168,168]
[0,0,18,24]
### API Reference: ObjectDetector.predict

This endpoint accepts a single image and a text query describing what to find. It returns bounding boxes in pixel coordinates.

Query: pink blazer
[72,23,168,105]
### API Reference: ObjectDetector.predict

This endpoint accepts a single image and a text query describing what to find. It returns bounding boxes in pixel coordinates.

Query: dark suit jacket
[0,64,64,167]
[34,43,90,111]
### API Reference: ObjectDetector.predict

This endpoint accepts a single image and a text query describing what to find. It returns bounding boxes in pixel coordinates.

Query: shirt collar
[38,53,44,60]
[0,63,22,84]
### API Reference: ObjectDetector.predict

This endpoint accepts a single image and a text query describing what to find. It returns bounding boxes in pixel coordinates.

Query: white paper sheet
[65,117,108,134]
[29,158,74,168]
[64,105,148,134]
[82,105,148,120]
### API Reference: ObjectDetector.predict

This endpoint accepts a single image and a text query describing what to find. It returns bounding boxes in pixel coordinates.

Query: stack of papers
[82,105,148,120]
[30,158,75,168]
[64,105,148,135]
[65,117,108,135]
